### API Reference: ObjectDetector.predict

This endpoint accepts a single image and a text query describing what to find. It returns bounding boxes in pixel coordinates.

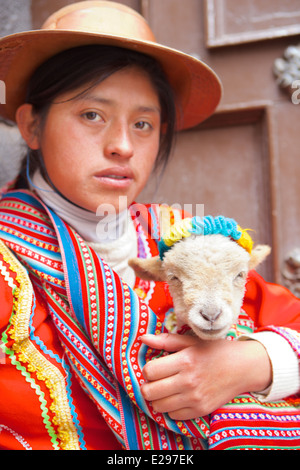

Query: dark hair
[19,45,176,183]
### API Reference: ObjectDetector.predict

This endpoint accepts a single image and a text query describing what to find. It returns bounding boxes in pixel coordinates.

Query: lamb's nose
[200,309,221,323]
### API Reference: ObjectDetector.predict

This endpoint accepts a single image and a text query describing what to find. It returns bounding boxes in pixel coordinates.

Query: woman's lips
[93,167,134,188]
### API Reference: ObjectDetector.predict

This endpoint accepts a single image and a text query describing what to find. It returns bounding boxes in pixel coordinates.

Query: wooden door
[136,0,300,286]
[26,0,300,286]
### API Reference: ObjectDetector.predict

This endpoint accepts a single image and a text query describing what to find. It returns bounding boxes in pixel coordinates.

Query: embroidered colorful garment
[0,189,300,450]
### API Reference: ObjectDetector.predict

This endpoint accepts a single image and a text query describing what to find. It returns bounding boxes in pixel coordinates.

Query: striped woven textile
[0,189,300,450]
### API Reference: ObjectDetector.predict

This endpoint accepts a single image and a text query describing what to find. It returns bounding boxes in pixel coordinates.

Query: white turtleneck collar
[31,171,129,244]
[30,171,137,287]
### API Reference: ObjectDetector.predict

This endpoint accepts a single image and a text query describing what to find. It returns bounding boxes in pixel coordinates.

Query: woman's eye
[135,121,152,130]
[82,111,102,122]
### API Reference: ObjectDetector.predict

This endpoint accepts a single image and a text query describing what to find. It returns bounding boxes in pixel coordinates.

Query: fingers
[140,333,199,352]
[168,408,197,421]
[141,377,196,420]
[151,396,183,415]
[142,333,200,382]
[141,333,195,382]
[142,378,204,421]
[143,352,182,381]
[140,333,214,420]
[142,373,184,402]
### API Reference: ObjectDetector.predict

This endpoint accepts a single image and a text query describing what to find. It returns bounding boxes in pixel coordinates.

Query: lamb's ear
[249,244,271,270]
[128,256,166,281]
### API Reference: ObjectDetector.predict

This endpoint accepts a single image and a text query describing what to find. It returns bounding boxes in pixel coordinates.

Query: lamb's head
[129,216,271,340]
[155,234,269,340]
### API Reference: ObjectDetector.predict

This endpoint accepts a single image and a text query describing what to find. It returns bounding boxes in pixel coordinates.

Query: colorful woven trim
[158,215,254,259]
[0,191,210,450]
[0,238,81,450]
[1,192,300,450]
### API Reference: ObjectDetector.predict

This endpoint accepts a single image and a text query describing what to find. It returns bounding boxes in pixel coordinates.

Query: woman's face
[32,66,161,213]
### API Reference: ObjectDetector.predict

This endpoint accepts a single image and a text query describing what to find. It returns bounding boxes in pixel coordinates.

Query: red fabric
[1,252,300,449]
[244,270,300,332]
[0,253,121,450]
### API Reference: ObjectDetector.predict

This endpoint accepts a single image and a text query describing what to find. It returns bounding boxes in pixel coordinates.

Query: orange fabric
[0,250,121,450]
[1,253,300,449]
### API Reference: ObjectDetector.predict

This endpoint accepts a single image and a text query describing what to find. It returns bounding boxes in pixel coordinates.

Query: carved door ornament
[282,248,300,298]
[273,44,300,99]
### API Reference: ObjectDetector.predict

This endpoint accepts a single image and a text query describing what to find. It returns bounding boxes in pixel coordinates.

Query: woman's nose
[104,123,134,159]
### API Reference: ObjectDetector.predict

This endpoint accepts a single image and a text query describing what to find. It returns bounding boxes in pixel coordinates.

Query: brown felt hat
[0,1,222,129]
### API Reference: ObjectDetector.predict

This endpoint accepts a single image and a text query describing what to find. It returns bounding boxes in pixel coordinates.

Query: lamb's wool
[158,215,254,260]
[130,218,270,340]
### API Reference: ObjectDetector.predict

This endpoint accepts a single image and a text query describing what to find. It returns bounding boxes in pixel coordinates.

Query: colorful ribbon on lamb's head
[158,215,254,260]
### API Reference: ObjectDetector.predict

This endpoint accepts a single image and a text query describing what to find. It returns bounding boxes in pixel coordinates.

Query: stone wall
[0,0,31,186]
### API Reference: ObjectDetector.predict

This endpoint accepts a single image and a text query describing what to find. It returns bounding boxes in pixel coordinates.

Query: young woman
[0,1,299,450]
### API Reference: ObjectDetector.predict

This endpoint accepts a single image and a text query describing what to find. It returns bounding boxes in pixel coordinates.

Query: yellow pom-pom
[237,226,254,253]
[163,218,192,247]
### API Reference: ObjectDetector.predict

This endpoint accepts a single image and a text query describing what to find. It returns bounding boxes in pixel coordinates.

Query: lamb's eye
[170,275,180,282]
[235,271,246,281]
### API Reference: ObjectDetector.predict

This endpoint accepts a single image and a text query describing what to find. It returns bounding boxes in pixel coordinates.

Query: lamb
[129,215,271,340]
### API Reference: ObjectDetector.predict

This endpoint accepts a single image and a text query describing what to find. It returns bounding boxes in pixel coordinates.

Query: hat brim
[0,29,222,130]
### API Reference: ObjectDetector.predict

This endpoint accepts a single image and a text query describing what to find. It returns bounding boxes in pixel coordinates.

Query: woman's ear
[15,104,40,150]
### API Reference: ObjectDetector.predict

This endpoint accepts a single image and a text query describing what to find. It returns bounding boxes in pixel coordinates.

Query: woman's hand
[140,333,272,420]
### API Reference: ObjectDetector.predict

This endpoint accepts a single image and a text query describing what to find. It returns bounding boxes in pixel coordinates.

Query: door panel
[139,108,274,281]
[2,0,300,289]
